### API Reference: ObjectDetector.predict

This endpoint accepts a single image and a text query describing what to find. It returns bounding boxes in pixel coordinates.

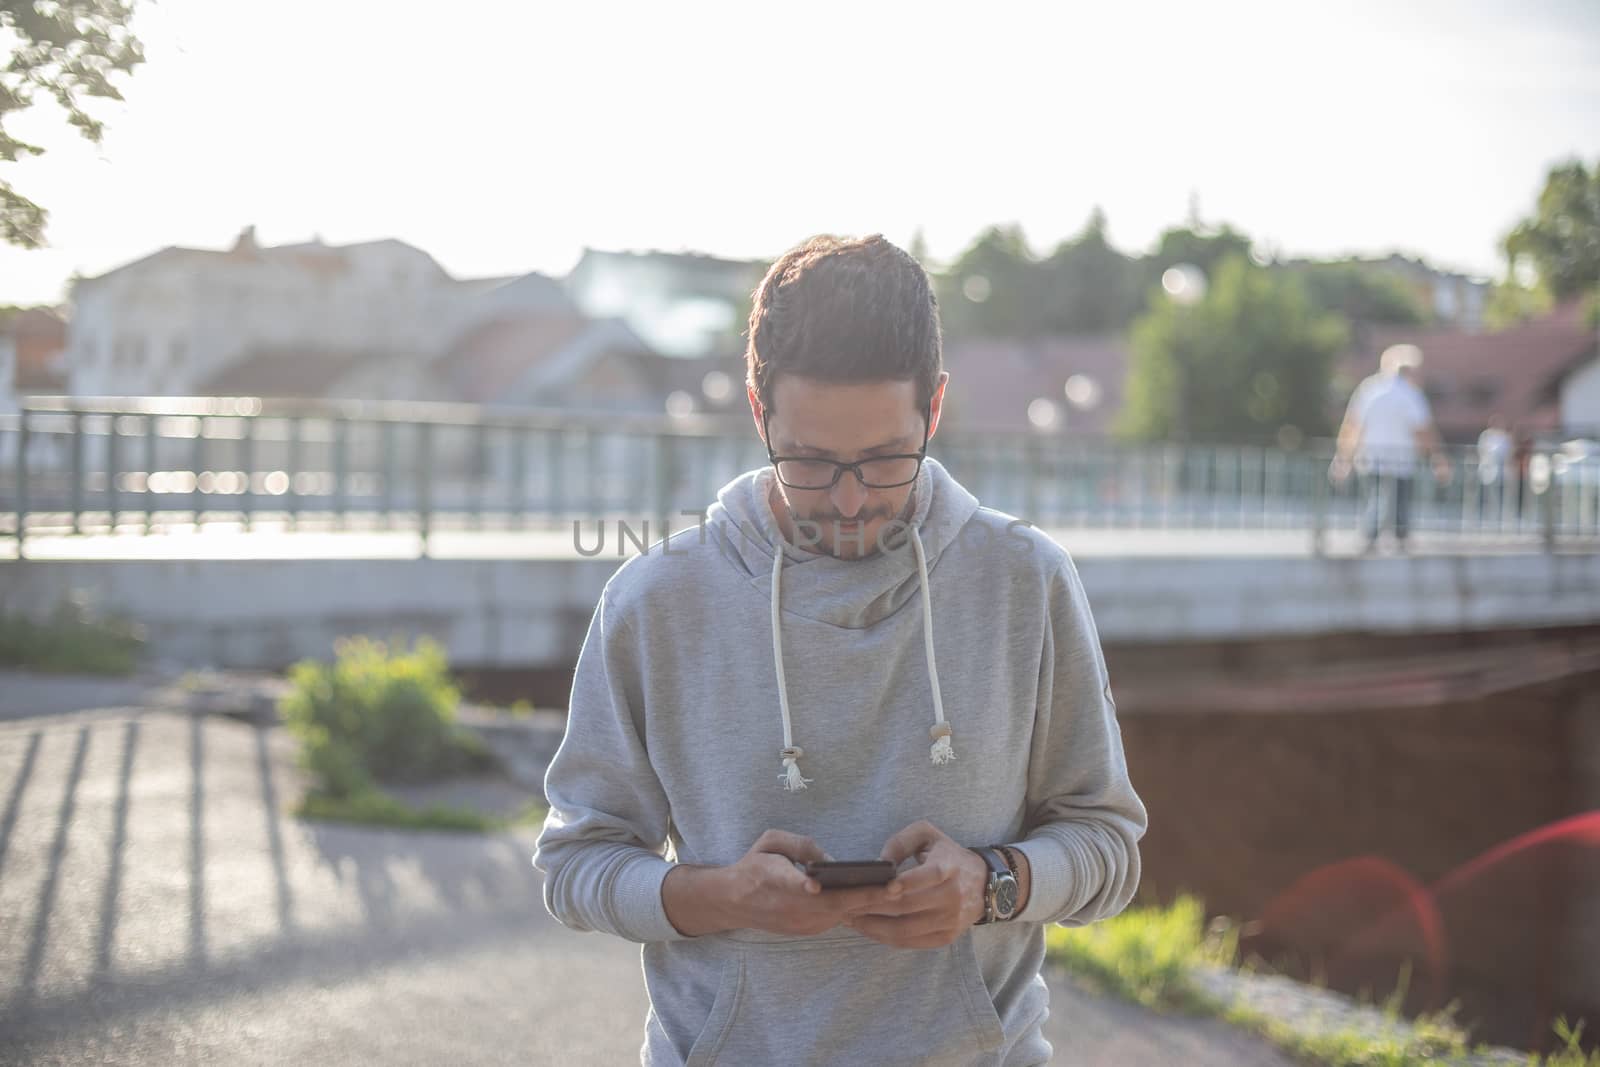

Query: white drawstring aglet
[781,746,812,791]
[929,724,956,765]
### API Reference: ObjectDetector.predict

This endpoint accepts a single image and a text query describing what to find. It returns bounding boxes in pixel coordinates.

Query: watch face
[995,878,1019,917]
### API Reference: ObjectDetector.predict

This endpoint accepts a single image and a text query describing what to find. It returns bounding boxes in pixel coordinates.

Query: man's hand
[1431,452,1453,484]
[673,830,896,938]
[844,820,988,949]
[1328,454,1353,486]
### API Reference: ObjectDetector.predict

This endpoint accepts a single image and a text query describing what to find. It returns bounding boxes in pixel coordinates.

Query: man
[1330,343,1451,553]
[534,234,1147,1065]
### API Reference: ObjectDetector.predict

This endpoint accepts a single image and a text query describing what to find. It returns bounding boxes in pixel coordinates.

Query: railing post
[655,431,674,543]
[510,424,527,528]
[285,414,302,530]
[417,421,433,557]
[583,426,599,516]
[1023,437,1040,524]
[143,412,157,534]
[190,415,206,531]
[14,408,28,557]
[381,418,396,529]
[1312,455,1329,557]
[472,420,488,530]
[70,408,84,535]
[240,414,255,532]
[106,413,121,534]
[333,416,348,531]
[548,425,566,520]
[1540,470,1556,553]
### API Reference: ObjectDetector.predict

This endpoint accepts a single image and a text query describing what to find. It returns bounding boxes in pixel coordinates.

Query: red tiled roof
[8,307,67,390]
[432,314,593,403]
[196,347,382,398]
[1338,301,1596,440]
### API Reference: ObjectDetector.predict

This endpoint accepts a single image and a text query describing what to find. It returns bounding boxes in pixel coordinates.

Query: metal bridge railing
[2,396,1596,556]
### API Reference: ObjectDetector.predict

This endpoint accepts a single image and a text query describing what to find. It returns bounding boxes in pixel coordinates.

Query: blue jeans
[1364,473,1414,545]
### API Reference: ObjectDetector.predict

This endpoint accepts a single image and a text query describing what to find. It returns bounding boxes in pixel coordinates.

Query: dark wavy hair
[745,234,942,415]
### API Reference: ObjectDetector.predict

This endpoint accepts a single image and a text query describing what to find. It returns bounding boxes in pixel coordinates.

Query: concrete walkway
[0,697,1298,1065]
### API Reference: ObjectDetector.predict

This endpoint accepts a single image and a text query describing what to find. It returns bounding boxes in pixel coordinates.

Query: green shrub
[0,597,144,675]
[280,636,493,798]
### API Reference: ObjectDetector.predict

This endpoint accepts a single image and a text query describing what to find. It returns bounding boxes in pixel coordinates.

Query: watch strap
[970,846,1009,925]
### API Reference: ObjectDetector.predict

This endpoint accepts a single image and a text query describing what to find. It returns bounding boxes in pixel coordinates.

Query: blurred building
[425,314,661,411]
[3,307,68,400]
[939,334,1129,437]
[59,228,686,412]
[1336,300,1599,442]
[0,327,12,415]
[565,248,767,359]
[1353,254,1492,332]
[1557,334,1600,437]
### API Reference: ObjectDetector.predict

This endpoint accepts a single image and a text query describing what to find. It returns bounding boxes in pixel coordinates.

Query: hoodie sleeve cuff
[1010,836,1077,925]
[611,853,693,943]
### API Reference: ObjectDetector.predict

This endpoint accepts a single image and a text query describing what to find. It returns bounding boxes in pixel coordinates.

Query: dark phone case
[804,860,896,888]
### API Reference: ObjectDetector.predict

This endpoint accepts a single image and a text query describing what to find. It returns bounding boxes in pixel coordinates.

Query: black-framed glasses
[762,404,931,490]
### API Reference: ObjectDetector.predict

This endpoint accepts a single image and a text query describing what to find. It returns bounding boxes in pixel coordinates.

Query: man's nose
[830,469,869,517]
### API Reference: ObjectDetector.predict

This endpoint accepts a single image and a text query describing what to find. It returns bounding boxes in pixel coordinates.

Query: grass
[295,787,546,834]
[0,603,144,675]
[1216,999,1473,1066]
[1045,894,1231,1012]
[1045,895,1597,1066]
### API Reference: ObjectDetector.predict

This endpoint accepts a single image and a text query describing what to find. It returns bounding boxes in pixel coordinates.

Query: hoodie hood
[704,456,981,631]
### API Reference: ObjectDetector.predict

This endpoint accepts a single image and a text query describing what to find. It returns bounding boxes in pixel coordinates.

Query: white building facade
[64,228,567,399]
[1561,354,1600,436]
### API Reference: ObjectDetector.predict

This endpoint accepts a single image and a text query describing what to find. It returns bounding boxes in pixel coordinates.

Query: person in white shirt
[1329,344,1451,552]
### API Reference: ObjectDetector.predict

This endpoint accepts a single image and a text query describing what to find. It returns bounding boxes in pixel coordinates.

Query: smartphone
[803,860,896,889]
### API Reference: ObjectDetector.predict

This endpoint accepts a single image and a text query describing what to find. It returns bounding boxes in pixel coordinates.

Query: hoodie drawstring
[770,526,956,792]
[771,547,812,791]
[910,527,958,766]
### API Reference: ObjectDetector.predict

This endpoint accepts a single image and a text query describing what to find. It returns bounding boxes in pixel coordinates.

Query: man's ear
[748,384,767,445]
[927,372,950,440]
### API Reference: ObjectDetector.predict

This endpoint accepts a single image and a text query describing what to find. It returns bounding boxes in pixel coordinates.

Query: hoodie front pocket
[685,930,1005,1067]
[684,952,744,1066]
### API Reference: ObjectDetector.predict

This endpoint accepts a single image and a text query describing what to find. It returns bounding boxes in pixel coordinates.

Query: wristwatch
[971,846,1020,925]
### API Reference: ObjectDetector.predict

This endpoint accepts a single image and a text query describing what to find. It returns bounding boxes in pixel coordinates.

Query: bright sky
[1,0,1596,305]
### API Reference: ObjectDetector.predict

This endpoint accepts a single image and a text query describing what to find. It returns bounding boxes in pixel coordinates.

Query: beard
[770,484,919,559]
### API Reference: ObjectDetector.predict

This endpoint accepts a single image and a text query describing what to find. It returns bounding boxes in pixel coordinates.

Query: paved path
[0,701,1298,1065]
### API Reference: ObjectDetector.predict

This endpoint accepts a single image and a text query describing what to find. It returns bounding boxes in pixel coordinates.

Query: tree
[1484,275,1554,330]
[933,224,1046,339]
[907,227,932,270]
[1295,262,1427,326]
[1036,208,1142,334]
[1505,159,1600,302]
[1118,254,1347,445]
[935,213,1147,339]
[1,1,144,248]
[1146,223,1253,281]
[1488,159,1600,327]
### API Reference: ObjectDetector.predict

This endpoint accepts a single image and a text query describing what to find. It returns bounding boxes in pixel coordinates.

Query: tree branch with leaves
[0,0,143,248]
[1488,158,1600,328]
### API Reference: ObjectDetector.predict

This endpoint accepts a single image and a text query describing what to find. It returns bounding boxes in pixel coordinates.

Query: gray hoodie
[534,458,1147,1065]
